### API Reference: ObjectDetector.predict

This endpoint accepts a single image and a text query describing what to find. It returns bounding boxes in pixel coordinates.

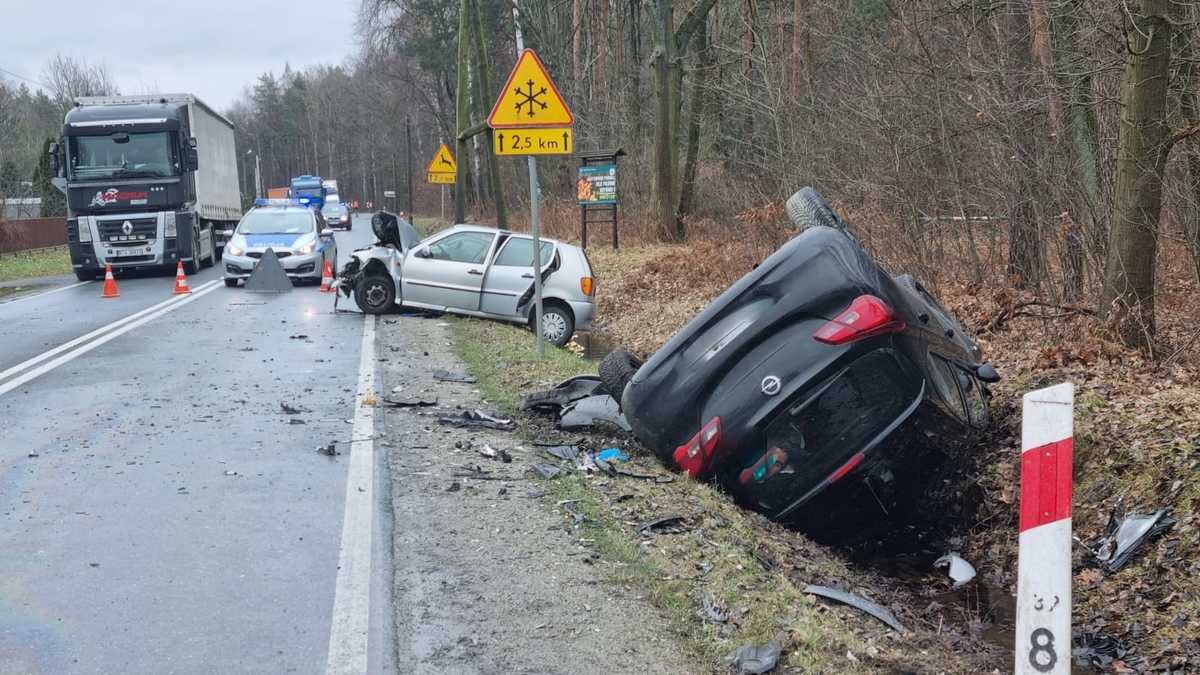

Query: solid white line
[0,280,220,385]
[326,314,377,674]
[0,281,222,398]
[0,279,93,305]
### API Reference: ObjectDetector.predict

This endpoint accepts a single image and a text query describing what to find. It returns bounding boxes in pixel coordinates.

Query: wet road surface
[0,215,395,674]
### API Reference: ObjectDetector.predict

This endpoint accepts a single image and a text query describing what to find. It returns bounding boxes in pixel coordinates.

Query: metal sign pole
[512,1,544,356]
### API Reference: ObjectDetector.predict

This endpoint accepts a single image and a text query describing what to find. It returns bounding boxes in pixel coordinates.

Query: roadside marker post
[1015,382,1074,675]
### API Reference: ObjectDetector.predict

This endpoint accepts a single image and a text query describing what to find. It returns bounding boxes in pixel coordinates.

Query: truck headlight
[296,241,316,255]
[164,211,177,237]
[77,216,92,242]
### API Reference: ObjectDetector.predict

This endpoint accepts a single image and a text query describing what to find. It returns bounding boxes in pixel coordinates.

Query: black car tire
[599,349,643,403]
[224,278,238,287]
[785,187,845,231]
[184,228,202,275]
[354,274,396,314]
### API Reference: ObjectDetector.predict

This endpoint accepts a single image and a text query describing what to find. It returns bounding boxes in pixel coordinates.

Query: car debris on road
[933,552,976,588]
[803,584,907,633]
[432,368,478,384]
[1092,507,1176,573]
[438,409,516,431]
[723,640,782,675]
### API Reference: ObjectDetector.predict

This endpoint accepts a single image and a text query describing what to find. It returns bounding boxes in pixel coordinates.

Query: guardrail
[0,218,68,254]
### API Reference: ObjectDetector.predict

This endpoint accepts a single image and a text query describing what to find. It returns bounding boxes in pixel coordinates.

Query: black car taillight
[673,417,721,477]
[813,295,905,345]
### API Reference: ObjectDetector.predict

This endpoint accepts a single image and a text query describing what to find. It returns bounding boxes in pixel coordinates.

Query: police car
[222,199,337,287]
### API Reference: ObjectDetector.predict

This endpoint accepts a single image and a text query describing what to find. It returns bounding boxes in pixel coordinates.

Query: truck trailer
[50,94,242,279]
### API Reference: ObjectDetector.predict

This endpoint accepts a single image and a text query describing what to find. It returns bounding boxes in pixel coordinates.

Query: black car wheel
[785,187,845,231]
[354,274,395,314]
[599,349,643,403]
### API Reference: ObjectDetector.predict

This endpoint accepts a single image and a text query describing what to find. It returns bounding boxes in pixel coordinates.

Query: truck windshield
[238,210,315,235]
[69,132,180,180]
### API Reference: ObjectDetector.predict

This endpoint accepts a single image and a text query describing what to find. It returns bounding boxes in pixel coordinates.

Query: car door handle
[467,269,483,275]
[521,273,534,279]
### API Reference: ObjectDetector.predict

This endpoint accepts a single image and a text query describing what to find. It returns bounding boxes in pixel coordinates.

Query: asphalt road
[0,215,396,674]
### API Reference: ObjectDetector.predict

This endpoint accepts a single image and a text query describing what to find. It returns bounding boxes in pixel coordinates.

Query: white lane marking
[0,281,223,398]
[0,280,220,385]
[326,314,377,674]
[0,279,93,305]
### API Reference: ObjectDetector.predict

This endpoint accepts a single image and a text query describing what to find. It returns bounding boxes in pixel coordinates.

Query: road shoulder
[380,315,692,674]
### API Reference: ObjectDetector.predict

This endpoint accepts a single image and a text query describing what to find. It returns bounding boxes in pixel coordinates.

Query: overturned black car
[602,188,998,523]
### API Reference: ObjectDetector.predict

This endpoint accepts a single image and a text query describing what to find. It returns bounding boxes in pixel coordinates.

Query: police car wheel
[354,274,395,314]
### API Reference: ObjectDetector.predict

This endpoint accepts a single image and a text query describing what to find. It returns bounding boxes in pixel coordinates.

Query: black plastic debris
[636,515,689,535]
[1093,508,1176,573]
[543,445,580,461]
[561,500,586,526]
[803,585,907,633]
[432,369,478,384]
[723,641,782,675]
[383,395,438,407]
[446,482,461,493]
[1073,632,1134,669]
[317,442,339,457]
[438,410,516,432]
[280,402,308,415]
[529,464,564,479]
[558,394,631,431]
[521,375,605,412]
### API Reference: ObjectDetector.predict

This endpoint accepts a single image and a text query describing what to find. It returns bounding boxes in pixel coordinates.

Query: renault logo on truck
[122,221,133,235]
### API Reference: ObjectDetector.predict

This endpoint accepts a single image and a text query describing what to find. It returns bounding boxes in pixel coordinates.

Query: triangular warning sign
[244,248,293,293]
[488,49,574,129]
[426,144,457,175]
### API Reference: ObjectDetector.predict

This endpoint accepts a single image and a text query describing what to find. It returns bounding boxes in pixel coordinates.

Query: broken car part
[635,515,689,535]
[529,464,564,479]
[437,410,516,432]
[558,394,631,432]
[432,369,478,384]
[520,375,605,412]
[933,552,976,588]
[1092,508,1176,573]
[722,641,782,675]
[803,584,907,633]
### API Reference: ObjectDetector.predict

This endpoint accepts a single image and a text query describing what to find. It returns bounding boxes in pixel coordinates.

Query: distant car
[222,201,338,287]
[604,188,998,523]
[338,213,596,347]
[322,201,352,230]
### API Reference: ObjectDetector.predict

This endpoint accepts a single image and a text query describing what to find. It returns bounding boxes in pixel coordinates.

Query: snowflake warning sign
[487,49,574,129]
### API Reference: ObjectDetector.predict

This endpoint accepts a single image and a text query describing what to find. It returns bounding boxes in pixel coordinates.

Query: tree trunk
[1100,0,1177,350]
[573,0,583,88]
[654,0,678,239]
[469,0,505,226]
[454,0,471,223]
[1002,1,1044,290]
[678,20,710,220]
[1177,28,1200,285]
[1028,0,1063,134]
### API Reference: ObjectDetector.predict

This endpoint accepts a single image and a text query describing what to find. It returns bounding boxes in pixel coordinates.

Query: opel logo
[121,221,133,235]
[761,375,781,396]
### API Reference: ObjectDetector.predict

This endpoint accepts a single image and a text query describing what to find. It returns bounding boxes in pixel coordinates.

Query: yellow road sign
[427,172,455,185]
[488,49,574,129]
[493,127,573,156]
[426,143,457,183]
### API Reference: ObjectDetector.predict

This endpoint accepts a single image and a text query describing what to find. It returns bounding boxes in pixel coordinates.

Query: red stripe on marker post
[1015,383,1074,675]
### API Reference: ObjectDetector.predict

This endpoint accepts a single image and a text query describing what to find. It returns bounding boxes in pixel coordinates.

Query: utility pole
[406,116,414,216]
[512,1,544,356]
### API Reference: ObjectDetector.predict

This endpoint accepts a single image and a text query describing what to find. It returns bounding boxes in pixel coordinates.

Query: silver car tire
[354,274,395,314]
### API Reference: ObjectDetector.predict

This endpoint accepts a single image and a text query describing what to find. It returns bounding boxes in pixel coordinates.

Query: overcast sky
[0,0,361,112]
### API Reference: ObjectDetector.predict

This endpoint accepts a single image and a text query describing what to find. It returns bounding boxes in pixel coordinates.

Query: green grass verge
[0,246,72,282]
[447,317,887,673]
[448,316,595,412]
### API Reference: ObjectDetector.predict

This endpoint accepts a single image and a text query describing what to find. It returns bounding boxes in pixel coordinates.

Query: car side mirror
[186,146,199,171]
[48,143,60,175]
[414,246,431,258]
[975,363,1001,383]
[320,228,334,238]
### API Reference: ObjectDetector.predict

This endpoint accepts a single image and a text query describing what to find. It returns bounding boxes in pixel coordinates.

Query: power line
[0,65,51,90]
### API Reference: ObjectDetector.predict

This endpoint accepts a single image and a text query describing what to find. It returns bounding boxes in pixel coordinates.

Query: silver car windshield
[239,210,315,235]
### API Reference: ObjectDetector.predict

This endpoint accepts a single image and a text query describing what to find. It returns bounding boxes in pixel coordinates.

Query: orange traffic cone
[172,261,191,295]
[319,258,335,293]
[101,264,119,298]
